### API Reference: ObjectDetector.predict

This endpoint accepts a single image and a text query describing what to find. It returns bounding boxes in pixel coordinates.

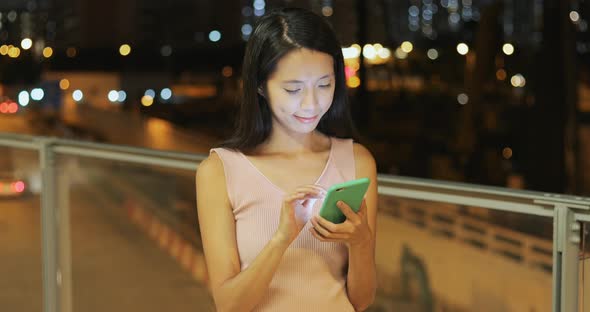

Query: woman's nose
[300,89,318,110]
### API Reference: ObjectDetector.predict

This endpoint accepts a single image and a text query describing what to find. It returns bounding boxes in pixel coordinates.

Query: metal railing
[1,131,589,312]
[380,197,555,273]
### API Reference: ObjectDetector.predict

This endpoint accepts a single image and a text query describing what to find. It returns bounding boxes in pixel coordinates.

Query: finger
[284,192,306,204]
[358,199,368,217]
[294,185,326,197]
[296,184,327,194]
[298,192,324,201]
[314,215,348,234]
[289,187,322,199]
[311,217,349,238]
[309,227,341,243]
[336,201,360,222]
[285,190,323,207]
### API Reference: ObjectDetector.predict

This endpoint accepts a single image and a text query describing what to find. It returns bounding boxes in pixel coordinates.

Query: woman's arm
[310,143,378,311]
[196,152,323,312]
[345,143,378,311]
[196,152,288,312]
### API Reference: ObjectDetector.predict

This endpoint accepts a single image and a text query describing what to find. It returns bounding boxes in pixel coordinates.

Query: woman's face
[263,48,335,135]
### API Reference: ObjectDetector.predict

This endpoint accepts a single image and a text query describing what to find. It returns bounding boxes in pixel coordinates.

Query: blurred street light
[457,93,469,105]
[427,48,439,60]
[18,91,29,106]
[73,90,83,102]
[401,41,414,53]
[502,43,514,55]
[511,74,526,87]
[59,79,70,90]
[457,43,469,55]
[141,95,154,107]
[160,88,172,100]
[31,88,44,101]
[119,44,131,56]
[570,11,580,23]
[209,31,221,42]
[20,38,32,50]
[108,90,119,102]
[43,47,53,58]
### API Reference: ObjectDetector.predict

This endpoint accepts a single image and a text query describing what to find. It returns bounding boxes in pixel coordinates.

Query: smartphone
[318,177,370,224]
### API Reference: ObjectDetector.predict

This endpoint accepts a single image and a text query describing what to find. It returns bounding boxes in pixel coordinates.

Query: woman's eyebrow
[281,74,333,83]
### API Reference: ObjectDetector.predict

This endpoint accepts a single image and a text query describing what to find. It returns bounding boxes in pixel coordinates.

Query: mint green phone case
[318,178,370,224]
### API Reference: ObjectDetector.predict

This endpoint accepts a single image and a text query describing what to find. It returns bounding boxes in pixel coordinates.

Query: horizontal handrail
[53,146,199,171]
[0,132,38,150]
[0,132,205,171]
[378,175,590,207]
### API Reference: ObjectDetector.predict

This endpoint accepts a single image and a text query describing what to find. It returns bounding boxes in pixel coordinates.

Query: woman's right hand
[275,185,326,245]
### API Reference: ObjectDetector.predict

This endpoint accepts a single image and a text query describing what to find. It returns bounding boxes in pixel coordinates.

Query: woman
[196,7,378,311]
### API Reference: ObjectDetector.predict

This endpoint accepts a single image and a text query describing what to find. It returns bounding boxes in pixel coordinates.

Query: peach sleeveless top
[210,137,356,311]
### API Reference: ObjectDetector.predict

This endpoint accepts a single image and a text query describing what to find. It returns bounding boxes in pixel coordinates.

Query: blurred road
[0,196,42,311]
[0,104,221,155]
[0,114,38,135]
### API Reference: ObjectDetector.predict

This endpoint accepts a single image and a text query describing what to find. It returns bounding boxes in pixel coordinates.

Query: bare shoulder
[352,142,377,173]
[196,151,225,181]
[195,151,231,204]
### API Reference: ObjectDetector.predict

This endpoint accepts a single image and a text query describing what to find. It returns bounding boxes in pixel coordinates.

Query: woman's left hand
[310,199,372,247]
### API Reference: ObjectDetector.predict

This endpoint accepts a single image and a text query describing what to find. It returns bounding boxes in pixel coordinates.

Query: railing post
[58,159,73,312]
[39,138,59,312]
[546,202,582,312]
[39,138,73,312]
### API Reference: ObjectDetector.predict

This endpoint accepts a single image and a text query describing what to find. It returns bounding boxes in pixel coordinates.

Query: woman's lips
[293,115,318,123]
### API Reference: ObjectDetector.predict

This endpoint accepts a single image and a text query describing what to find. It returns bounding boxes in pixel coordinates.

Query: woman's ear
[257,86,265,97]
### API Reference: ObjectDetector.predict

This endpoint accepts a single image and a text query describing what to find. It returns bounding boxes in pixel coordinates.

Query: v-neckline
[238,137,334,194]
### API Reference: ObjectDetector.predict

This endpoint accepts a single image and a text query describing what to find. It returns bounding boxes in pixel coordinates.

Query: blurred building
[46,0,241,49]
[1,0,589,195]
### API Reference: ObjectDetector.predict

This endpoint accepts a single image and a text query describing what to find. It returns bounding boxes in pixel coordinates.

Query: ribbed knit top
[210,137,356,311]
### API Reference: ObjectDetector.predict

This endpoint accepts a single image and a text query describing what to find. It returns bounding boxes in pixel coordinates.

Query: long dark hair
[220,7,357,152]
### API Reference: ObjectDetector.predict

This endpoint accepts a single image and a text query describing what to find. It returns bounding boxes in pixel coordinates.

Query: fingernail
[337,201,342,206]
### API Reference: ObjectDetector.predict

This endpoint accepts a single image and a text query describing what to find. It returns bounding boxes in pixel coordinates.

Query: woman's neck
[256,128,329,156]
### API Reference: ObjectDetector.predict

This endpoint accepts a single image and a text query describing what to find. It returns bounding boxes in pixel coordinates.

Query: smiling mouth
[293,115,318,123]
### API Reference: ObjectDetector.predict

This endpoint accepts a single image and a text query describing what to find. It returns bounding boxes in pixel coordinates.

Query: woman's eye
[319,84,332,88]
[285,89,300,94]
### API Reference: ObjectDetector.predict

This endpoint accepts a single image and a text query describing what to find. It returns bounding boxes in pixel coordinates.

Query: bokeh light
[209,30,221,42]
[347,76,361,88]
[502,43,515,56]
[457,43,469,55]
[59,79,70,90]
[401,41,414,53]
[31,88,44,101]
[119,44,131,56]
[43,47,53,58]
[18,91,30,106]
[141,95,154,107]
[427,48,439,60]
[108,90,119,102]
[457,93,469,105]
[73,90,84,102]
[20,38,32,50]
